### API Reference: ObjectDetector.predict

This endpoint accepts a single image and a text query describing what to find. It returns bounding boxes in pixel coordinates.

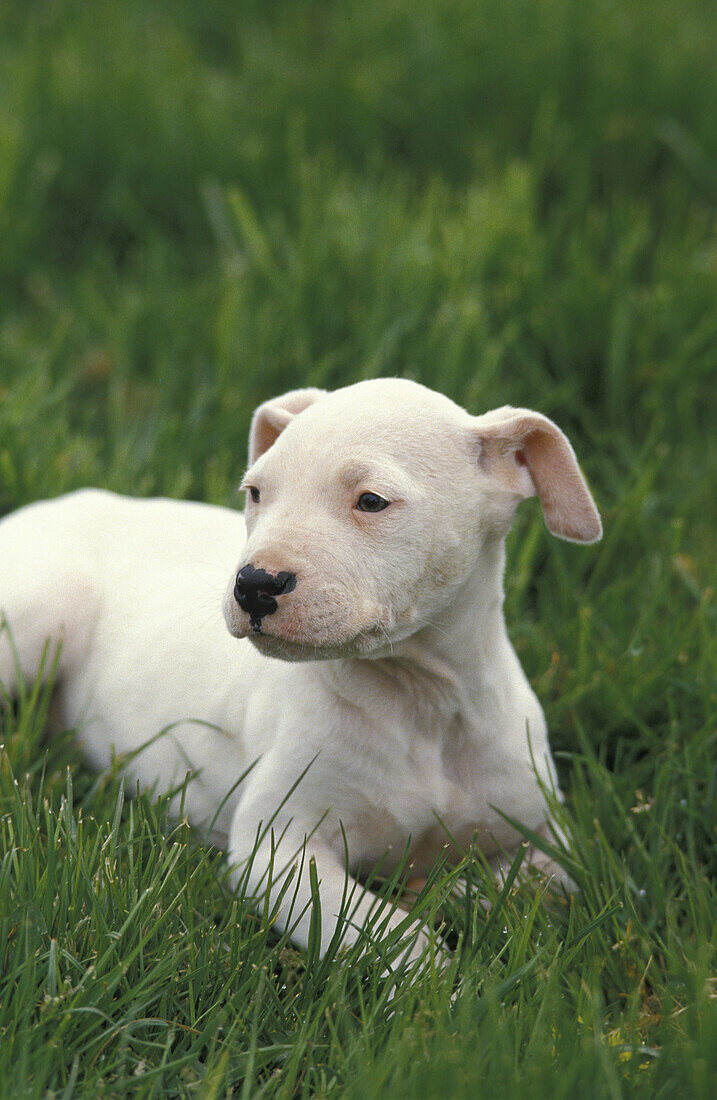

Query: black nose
[233,564,297,629]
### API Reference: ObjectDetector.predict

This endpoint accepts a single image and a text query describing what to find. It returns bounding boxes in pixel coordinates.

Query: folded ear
[474,407,602,543]
[249,388,326,464]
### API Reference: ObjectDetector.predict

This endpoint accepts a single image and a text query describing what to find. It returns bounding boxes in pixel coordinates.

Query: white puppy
[0,378,600,966]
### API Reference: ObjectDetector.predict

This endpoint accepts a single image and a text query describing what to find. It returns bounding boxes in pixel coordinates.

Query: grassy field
[1,0,716,1095]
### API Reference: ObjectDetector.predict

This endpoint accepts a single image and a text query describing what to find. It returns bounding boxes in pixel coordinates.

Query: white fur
[0,378,601,967]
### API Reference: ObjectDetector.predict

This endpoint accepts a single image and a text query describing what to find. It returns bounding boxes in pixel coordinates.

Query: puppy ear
[474,407,602,543]
[249,388,326,464]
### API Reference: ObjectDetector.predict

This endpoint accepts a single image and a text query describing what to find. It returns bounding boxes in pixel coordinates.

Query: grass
[0,0,716,1095]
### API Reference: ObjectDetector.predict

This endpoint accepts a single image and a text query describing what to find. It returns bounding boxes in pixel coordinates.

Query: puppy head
[223,379,601,660]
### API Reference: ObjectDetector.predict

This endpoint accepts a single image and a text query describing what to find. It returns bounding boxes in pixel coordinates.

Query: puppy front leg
[228,809,438,970]
[488,817,576,895]
[523,818,577,893]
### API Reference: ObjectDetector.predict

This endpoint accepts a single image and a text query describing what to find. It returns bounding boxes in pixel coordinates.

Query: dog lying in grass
[0,379,601,968]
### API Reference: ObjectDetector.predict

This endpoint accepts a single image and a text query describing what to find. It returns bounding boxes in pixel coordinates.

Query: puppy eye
[356,492,390,513]
[247,486,260,503]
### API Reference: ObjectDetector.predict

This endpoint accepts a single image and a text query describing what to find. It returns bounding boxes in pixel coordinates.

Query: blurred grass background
[0,0,715,1096]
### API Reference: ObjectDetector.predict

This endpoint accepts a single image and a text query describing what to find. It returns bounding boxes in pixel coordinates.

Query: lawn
[0,0,716,1096]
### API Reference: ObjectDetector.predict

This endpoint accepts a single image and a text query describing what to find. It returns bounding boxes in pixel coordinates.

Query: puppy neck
[319,534,511,727]
[406,534,508,676]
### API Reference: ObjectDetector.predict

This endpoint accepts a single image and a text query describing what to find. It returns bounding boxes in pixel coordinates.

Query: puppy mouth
[244,621,388,662]
[223,587,395,660]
